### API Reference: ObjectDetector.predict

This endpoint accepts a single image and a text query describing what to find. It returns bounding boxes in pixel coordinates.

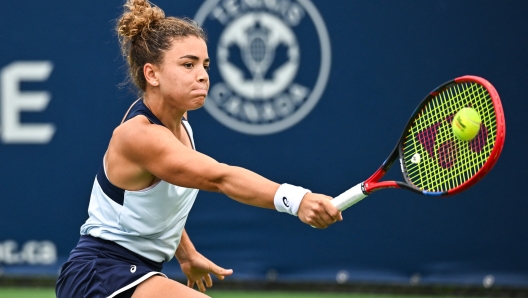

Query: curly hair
[116,0,207,91]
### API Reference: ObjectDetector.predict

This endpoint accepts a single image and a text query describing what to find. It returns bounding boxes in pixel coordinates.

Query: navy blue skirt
[56,235,166,298]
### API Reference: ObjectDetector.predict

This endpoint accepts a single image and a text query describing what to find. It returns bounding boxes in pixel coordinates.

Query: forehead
[165,36,208,59]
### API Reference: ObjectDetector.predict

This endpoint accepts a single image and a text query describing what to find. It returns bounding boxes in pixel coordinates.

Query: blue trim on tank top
[96,165,125,205]
[124,99,166,126]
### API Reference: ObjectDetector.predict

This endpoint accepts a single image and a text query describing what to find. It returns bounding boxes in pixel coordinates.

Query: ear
[144,63,159,87]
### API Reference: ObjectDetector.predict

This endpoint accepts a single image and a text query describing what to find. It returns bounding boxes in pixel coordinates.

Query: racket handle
[332,182,368,211]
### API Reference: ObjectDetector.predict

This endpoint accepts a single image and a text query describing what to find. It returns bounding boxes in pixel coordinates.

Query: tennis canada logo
[194,0,331,135]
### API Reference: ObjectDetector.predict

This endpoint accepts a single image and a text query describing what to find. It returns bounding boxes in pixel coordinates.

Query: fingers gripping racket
[332,76,506,211]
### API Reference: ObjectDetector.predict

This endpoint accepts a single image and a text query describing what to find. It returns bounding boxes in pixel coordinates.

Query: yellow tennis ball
[452,107,481,141]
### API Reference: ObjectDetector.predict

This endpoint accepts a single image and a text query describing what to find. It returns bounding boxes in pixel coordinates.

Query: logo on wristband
[282,197,290,207]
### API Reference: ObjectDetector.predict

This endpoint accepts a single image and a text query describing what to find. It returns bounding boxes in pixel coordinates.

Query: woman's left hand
[179,251,233,292]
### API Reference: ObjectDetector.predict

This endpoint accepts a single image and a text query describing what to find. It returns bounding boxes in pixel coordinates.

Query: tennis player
[55,0,342,297]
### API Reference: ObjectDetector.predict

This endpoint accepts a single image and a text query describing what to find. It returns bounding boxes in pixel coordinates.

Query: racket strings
[402,82,497,192]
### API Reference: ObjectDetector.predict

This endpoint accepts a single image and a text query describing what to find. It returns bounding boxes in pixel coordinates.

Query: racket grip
[332,183,368,211]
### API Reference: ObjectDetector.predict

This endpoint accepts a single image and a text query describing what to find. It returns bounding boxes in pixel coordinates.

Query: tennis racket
[332,75,506,211]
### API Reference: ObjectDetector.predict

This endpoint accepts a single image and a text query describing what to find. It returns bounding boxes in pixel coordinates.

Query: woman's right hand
[297,193,343,228]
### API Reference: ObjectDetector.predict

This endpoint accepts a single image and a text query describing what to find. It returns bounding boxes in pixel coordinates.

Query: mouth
[191,90,207,97]
[192,88,208,97]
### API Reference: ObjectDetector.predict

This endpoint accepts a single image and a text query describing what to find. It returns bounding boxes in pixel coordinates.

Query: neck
[143,93,185,134]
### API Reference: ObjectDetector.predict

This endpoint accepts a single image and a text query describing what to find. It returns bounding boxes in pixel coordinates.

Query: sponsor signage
[0,61,55,144]
[195,0,331,134]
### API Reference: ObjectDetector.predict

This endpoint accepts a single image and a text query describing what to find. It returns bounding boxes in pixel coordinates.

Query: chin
[190,97,206,110]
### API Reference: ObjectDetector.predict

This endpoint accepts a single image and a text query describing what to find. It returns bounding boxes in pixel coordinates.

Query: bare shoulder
[113,115,166,139]
[111,116,175,153]
[106,115,184,190]
[109,115,200,167]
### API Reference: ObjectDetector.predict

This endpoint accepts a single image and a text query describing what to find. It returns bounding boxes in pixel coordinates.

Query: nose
[197,67,209,83]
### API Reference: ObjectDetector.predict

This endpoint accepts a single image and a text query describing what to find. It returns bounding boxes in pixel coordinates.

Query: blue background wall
[1,0,527,289]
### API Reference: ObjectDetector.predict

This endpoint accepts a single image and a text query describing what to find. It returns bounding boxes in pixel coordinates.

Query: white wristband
[274,183,311,216]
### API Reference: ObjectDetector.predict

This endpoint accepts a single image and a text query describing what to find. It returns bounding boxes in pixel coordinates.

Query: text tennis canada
[195,0,331,135]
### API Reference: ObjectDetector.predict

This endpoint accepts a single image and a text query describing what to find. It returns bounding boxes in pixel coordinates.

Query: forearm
[175,229,197,263]
[216,165,280,209]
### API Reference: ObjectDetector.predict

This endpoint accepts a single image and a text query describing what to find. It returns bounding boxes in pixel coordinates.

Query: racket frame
[333,75,506,211]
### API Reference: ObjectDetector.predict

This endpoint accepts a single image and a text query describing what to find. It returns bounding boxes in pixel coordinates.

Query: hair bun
[117,0,165,40]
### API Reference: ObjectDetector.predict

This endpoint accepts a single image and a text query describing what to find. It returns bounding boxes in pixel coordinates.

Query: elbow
[207,163,231,193]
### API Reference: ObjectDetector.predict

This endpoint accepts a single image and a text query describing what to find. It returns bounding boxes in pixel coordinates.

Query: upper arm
[110,116,226,192]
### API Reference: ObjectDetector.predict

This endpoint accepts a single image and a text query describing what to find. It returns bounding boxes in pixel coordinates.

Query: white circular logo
[195,0,331,135]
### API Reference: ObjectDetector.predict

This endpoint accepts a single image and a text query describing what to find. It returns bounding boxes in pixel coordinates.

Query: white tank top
[80,99,198,262]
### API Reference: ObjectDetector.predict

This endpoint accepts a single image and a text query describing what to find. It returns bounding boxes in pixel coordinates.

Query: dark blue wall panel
[0,0,527,289]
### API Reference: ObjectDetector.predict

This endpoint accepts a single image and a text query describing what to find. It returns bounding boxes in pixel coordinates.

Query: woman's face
[156,36,210,111]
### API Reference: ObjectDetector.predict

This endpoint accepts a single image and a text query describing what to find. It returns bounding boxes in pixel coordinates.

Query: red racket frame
[362,76,506,196]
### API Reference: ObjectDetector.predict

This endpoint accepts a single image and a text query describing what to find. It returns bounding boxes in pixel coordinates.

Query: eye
[184,62,193,69]
[204,64,210,71]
